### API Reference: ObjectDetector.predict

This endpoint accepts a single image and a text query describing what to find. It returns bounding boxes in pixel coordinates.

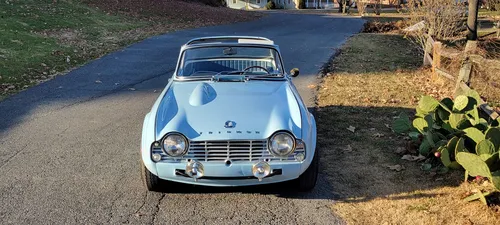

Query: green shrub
[266,0,276,9]
[393,91,500,204]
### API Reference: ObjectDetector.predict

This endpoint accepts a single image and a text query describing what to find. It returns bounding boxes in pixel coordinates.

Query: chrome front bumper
[154,160,307,187]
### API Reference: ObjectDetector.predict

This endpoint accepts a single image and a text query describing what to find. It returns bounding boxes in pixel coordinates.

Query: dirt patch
[362,20,407,33]
[317,33,500,224]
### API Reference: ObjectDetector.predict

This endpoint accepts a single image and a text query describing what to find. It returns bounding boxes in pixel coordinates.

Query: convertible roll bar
[185,36,274,46]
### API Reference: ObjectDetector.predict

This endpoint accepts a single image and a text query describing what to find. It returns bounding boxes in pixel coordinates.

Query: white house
[225,0,299,9]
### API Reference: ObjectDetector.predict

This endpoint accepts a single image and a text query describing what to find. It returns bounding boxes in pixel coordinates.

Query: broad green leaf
[453,95,469,111]
[455,137,467,156]
[413,118,428,133]
[419,95,440,113]
[485,152,499,168]
[393,113,411,133]
[464,192,482,202]
[456,152,491,178]
[419,139,432,156]
[463,97,478,112]
[492,118,499,127]
[475,123,489,132]
[435,139,448,147]
[465,89,482,104]
[485,128,500,151]
[464,127,485,144]
[439,97,454,112]
[479,192,488,205]
[442,123,454,133]
[457,118,473,130]
[463,191,490,205]
[447,136,459,159]
[449,113,464,129]
[409,132,420,142]
[449,161,462,169]
[415,106,427,118]
[439,146,452,167]
[468,106,479,125]
[425,132,436,148]
[436,107,450,121]
[476,139,495,156]
[424,114,434,130]
[479,154,492,161]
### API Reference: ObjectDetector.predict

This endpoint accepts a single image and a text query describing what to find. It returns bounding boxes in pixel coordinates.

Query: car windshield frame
[174,44,286,80]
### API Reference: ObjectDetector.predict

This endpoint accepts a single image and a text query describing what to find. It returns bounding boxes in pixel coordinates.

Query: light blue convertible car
[140,36,318,191]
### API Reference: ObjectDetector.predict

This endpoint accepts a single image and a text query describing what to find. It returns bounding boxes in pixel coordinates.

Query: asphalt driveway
[0,12,363,224]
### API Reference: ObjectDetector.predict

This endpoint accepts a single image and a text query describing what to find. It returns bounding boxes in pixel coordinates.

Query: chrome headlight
[161,133,188,157]
[269,132,296,156]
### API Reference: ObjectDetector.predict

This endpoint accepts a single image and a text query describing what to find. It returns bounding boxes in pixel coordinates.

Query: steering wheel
[242,66,270,75]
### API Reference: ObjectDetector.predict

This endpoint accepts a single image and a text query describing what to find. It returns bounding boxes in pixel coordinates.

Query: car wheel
[296,149,319,192]
[141,162,161,191]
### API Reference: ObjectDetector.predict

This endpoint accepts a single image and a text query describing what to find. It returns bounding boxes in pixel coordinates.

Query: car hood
[155,80,302,141]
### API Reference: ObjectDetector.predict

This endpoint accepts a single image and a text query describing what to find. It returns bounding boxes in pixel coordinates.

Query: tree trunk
[467,0,480,40]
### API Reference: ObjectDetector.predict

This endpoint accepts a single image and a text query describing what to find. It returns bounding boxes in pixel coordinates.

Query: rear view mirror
[290,68,299,77]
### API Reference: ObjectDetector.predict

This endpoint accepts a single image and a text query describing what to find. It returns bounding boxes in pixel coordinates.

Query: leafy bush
[357,1,367,16]
[298,0,306,9]
[485,0,500,11]
[393,91,500,203]
[405,0,467,52]
[266,0,276,9]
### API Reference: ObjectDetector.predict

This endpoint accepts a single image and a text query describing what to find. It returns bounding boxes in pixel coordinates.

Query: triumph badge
[224,120,236,128]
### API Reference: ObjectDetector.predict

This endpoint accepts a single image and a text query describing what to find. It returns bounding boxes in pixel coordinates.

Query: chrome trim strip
[186,36,272,46]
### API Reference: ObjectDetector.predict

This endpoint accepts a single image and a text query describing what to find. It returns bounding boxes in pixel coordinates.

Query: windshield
[177,46,284,77]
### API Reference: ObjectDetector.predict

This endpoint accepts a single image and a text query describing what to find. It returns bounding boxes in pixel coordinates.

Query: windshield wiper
[246,74,285,80]
[175,76,214,81]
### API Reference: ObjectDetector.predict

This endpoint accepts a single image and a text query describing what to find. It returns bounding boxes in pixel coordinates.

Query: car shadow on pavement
[153,171,338,200]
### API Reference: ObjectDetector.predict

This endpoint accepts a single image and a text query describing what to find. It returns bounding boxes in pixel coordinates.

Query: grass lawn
[0,0,145,99]
[0,0,260,100]
[317,33,500,224]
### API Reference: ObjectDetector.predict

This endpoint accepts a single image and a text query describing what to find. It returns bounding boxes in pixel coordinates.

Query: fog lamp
[252,161,271,181]
[294,152,305,162]
[152,153,162,162]
[186,160,204,181]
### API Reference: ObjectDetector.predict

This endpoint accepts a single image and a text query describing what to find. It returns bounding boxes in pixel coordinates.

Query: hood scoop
[189,82,217,106]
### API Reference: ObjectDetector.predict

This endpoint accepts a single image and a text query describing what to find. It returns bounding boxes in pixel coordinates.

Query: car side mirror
[290,68,299,77]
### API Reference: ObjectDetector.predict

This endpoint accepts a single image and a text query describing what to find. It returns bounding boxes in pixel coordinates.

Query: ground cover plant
[393,91,500,205]
[317,33,500,224]
[0,0,260,100]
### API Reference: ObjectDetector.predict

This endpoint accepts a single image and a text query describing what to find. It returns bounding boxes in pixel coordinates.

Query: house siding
[226,0,267,9]
[226,0,300,9]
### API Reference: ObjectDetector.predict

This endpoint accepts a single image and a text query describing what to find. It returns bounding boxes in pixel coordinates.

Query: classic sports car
[140,36,318,191]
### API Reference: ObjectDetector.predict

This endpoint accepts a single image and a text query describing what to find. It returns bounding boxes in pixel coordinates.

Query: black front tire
[296,149,319,192]
[141,162,161,191]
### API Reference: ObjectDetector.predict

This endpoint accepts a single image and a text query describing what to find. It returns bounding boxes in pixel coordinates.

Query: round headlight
[269,132,296,156]
[162,133,188,157]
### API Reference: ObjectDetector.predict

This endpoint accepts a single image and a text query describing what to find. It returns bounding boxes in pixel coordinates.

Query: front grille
[152,139,304,162]
[187,140,270,161]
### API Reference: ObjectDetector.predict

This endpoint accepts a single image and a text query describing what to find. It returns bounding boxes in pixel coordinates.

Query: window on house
[232,0,236,3]
[288,0,290,3]
[257,0,261,3]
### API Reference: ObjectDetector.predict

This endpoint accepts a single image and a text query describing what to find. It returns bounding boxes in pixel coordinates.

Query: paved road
[0,12,363,224]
